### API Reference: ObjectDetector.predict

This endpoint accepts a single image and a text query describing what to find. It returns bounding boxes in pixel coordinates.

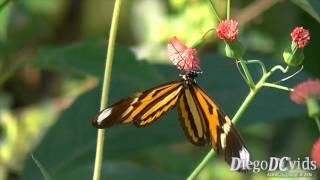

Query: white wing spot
[220,133,226,149]
[239,147,250,162]
[225,115,232,125]
[97,108,112,125]
[222,123,231,134]
[220,123,231,149]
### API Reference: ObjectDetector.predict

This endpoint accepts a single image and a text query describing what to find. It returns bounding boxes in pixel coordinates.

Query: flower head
[311,138,320,169]
[291,27,310,48]
[167,36,200,73]
[290,79,320,104]
[216,19,239,42]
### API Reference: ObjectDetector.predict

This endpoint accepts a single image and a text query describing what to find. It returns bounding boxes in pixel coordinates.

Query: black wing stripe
[177,87,207,146]
[178,92,200,145]
[191,83,250,169]
[136,85,182,119]
[190,84,219,144]
[134,85,183,126]
[184,88,206,139]
[92,80,182,128]
[122,81,182,121]
[189,85,211,139]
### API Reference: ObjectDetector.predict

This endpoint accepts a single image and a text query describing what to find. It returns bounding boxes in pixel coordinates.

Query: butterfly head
[180,70,202,81]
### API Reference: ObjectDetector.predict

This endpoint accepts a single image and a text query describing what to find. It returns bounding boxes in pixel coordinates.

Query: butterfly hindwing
[191,82,250,167]
[92,80,183,128]
[177,84,209,146]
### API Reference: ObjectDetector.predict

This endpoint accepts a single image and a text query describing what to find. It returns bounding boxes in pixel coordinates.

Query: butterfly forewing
[134,83,183,127]
[191,83,250,166]
[92,80,183,128]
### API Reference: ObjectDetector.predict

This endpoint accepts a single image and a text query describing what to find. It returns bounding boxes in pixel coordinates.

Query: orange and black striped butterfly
[92,70,250,169]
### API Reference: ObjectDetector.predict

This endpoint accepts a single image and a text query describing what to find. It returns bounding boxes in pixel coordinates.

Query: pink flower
[216,19,239,42]
[290,79,320,104]
[311,138,320,169]
[167,36,200,72]
[291,27,310,48]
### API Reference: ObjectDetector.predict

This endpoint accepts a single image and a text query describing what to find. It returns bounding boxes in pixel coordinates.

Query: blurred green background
[0,0,319,179]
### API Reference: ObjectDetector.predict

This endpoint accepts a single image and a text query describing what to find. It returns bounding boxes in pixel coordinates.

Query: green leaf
[31,38,165,83]
[290,0,320,23]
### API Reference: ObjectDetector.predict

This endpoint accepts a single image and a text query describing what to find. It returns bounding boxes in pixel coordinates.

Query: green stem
[187,150,215,180]
[227,0,231,19]
[314,117,320,133]
[262,83,293,92]
[93,0,122,180]
[245,60,267,75]
[187,70,274,179]
[207,0,221,21]
[193,28,216,48]
[270,65,289,74]
[238,57,255,89]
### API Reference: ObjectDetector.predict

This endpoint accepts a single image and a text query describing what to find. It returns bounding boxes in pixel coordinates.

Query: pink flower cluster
[166,22,311,74]
[290,79,320,104]
[167,36,200,72]
[311,138,320,168]
[216,19,239,42]
[291,27,310,48]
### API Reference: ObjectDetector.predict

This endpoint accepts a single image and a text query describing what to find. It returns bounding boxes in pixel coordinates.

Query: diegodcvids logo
[231,157,317,173]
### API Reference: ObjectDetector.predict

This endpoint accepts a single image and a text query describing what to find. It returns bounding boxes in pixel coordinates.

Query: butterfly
[91,36,250,170]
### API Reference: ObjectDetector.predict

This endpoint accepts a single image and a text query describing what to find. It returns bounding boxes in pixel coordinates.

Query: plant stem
[187,150,215,180]
[93,0,122,180]
[227,0,231,19]
[270,65,289,74]
[187,69,275,179]
[262,83,293,92]
[238,57,255,89]
[207,0,221,21]
[245,60,267,75]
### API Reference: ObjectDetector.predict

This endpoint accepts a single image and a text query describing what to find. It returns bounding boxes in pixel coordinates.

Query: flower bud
[283,46,304,67]
[283,26,310,67]
[225,40,245,59]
